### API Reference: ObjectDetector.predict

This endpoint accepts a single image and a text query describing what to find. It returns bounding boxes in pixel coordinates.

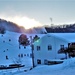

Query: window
[48,45,52,50]
[37,46,40,51]
[21,54,23,57]
[60,45,64,50]
[18,54,20,57]
[9,39,11,42]
[24,54,26,56]
[6,56,8,60]
[37,59,41,64]
[30,53,32,58]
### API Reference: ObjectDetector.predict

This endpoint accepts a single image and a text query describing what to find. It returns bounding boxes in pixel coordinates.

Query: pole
[31,44,35,68]
[50,17,52,27]
[30,36,35,68]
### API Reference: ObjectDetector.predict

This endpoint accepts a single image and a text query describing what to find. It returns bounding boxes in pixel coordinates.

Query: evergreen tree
[0,26,6,34]
[33,35,40,42]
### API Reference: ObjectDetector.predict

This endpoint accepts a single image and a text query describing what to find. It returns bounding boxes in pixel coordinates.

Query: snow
[0,31,45,74]
[63,58,75,68]
[0,31,45,65]
[15,58,75,75]
[49,33,75,42]
[0,31,75,75]
[0,31,33,70]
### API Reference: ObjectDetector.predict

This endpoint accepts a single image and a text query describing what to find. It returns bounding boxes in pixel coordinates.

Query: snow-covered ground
[0,31,75,75]
[15,58,75,75]
[0,58,75,75]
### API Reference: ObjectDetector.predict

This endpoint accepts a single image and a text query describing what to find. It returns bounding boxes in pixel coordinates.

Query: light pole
[50,17,53,27]
[31,44,35,68]
[30,36,35,68]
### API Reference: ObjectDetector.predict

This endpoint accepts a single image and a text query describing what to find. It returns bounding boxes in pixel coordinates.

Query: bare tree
[18,34,29,46]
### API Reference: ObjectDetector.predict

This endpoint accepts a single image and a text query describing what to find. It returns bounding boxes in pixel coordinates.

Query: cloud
[0,15,43,29]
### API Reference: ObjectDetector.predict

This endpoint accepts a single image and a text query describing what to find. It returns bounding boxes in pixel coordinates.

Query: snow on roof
[5,31,75,43]
[33,33,75,44]
[48,33,75,43]
[6,31,45,39]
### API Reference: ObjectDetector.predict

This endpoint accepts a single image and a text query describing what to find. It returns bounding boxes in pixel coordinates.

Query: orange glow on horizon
[0,16,42,29]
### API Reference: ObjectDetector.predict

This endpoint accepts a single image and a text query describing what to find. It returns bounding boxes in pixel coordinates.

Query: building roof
[33,33,75,44]
[48,33,75,43]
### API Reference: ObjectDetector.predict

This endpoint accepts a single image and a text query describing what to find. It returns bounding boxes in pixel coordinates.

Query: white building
[33,33,75,66]
[0,31,32,66]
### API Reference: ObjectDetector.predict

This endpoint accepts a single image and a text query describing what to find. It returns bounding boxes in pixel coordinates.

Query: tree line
[45,23,75,33]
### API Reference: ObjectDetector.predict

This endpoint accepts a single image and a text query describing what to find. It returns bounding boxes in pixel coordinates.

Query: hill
[0,18,47,34]
[0,19,21,33]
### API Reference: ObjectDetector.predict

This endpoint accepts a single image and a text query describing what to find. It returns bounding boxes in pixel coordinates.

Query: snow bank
[16,58,75,75]
[1,58,75,75]
[63,58,75,68]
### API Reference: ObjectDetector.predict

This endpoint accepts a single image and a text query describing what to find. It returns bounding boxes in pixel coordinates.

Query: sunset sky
[0,0,75,29]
